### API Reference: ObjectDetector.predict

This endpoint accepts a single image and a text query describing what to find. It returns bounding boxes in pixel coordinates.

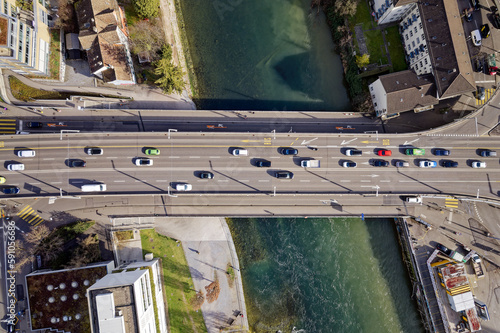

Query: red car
[377,149,392,156]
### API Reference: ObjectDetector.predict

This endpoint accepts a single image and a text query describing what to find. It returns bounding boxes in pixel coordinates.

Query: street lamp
[168,129,177,139]
[167,186,177,198]
[60,129,80,140]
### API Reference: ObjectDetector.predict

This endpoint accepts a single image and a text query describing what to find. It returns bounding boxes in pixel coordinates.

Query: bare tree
[24,225,50,245]
[128,19,166,60]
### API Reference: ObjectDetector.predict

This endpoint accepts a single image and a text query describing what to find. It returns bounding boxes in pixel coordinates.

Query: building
[0,0,52,75]
[370,0,476,118]
[75,0,136,85]
[370,70,438,118]
[87,257,167,333]
[372,0,414,25]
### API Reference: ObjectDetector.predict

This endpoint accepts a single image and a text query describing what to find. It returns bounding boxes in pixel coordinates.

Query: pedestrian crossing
[0,208,4,218]
[445,198,459,208]
[17,205,44,226]
[0,118,16,134]
[475,88,494,105]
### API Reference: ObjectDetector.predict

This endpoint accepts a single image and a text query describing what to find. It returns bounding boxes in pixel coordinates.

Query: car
[17,149,36,157]
[342,161,357,168]
[7,163,24,171]
[198,171,214,179]
[275,171,294,179]
[493,13,500,29]
[406,196,422,204]
[86,147,103,155]
[232,148,248,156]
[145,148,160,155]
[464,7,473,21]
[480,149,497,157]
[395,161,410,167]
[2,186,20,194]
[68,159,86,168]
[377,149,392,156]
[472,161,486,168]
[135,158,153,166]
[280,147,298,155]
[419,160,437,168]
[405,148,425,156]
[480,24,490,38]
[477,86,485,100]
[255,159,271,167]
[175,183,192,191]
[27,122,43,128]
[345,149,362,156]
[372,160,389,167]
[436,243,453,257]
[433,149,450,156]
[0,176,5,184]
[471,0,480,11]
[471,29,482,46]
[475,58,484,72]
[442,160,458,168]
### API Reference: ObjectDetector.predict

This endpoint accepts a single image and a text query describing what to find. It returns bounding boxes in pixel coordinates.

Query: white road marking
[321,180,329,182]
[189,156,200,158]
[50,182,62,184]
[270,156,281,159]
[114,180,125,182]
[360,180,371,182]
[299,180,310,182]
[340,180,351,182]
[43,158,55,160]
[106,157,117,159]
[218,179,229,182]
[169,156,180,158]
[380,180,391,183]
[258,179,270,182]
[240,180,249,182]
[156,180,168,182]
[209,156,220,158]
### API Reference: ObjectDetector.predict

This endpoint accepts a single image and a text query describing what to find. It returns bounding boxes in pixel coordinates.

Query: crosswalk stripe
[17,206,31,215]
[28,215,39,223]
[33,219,44,227]
[19,209,34,219]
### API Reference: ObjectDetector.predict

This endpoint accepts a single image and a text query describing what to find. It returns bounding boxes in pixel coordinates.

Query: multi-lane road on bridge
[1,131,499,200]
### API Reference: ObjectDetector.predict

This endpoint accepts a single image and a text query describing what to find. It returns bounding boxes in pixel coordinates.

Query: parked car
[27,122,43,128]
[433,149,450,156]
[232,148,248,156]
[2,186,20,194]
[86,147,103,155]
[7,163,24,171]
[0,176,5,184]
[342,161,357,168]
[493,13,500,29]
[480,149,497,157]
[442,160,458,168]
[68,159,86,167]
[472,161,486,168]
[436,243,453,256]
[135,158,153,166]
[255,159,271,167]
[377,149,392,156]
[480,24,490,38]
[464,7,473,21]
[279,147,298,156]
[145,148,160,155]
[471,29,482,46]
[372,160,389,167]
[419,160,437,168]
[198,171,214,179]
[477,86,486,100]
[405,148,425,156]
[345,149,362,156]
[395,161,410,167]
[175,183,192,191]
[275,171,294,179]
[475,58,484,72]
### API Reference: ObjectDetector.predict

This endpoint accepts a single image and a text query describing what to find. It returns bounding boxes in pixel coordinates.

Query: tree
[154,45,185,94]
[37,235,64,263]
[334,0,358,17]
[133,0,159,19]
[128,19,166,60]
[24,225,50,245]
[355,53,370,68]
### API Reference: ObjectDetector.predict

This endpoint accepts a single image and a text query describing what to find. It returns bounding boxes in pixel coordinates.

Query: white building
[87,258,167,333]
[372,0,414,25]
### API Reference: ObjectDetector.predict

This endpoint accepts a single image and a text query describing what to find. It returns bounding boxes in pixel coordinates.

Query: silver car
[175,183,192,191]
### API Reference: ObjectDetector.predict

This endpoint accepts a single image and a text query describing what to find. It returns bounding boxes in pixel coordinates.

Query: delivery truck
[301,159,320,168]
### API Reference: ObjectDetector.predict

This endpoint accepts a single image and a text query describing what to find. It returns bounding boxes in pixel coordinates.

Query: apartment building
[0,0,51,75]
[372,0,414,25]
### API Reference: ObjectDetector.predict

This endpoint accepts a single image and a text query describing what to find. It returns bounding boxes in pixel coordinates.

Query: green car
[405,148,425,156]
[145,148,160,155]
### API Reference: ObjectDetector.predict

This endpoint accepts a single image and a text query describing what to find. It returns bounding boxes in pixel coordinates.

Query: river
[178,0,351,111]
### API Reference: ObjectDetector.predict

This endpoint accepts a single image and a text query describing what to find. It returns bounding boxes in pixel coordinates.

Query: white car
[135,158,153,166]
[175,183,192,191]
[7,163,24,171]
[232,148,248,156]
[419,160,437,168]
[472,161,486,168]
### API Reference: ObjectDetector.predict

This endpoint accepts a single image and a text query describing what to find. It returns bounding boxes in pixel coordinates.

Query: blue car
[419,160,437,168]
[372,160,389,167]
[442,160,458,168]
[2,186,20,194]
[280,147,298,155]
[434,149,450,156]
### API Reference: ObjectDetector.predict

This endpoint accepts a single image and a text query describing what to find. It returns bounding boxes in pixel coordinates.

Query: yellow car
[0,176,5,184]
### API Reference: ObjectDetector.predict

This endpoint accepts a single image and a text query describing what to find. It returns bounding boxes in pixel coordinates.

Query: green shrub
[133,0,159,19]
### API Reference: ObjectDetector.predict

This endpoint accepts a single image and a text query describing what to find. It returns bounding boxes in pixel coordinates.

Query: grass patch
[48,30,60,80]
[115,230,134,241]
[52,221,95,243]
[385,26,408,72]
[122,2,141,26]
[364,29,388,65]
[350,0,373,30]
[140,229,206,333]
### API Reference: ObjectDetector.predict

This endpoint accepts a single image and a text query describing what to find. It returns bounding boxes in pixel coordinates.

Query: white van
[7,163,24,171]
[471,29,482,46]
[81,184,107,192]
[17,149,35,157]
[406,196,422,204]
[232,148,248,156]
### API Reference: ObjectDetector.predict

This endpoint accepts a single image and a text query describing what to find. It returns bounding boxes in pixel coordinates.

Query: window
[414,27,417,33]
[420,61,423,66]
[419,22,422,29]
[25,28,30,64]
[372,95,375,99]
[421,34,425,40]
[424,58,428,65]
[410,30,413,37]
[415,64,419,70]
[18,23,23,61]
[374,103,377,107]
[412,41,415,47]
[9,22,15,48]
[40,10,48,25]
[3,0,7,14]
[370,86,374,91]
[405,34,409,40]
[10,5,15,18]
[416,37,420,44]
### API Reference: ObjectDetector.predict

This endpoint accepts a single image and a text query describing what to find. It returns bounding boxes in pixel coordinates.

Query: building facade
[0,0,51,75]
[372,0,414,24]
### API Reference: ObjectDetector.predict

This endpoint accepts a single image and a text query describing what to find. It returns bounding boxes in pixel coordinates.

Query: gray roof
[419,0,475,98]
[379,70,438,113]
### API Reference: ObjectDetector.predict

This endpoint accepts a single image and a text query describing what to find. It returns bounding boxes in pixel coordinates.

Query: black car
[27,121,43,128]
[494,13,500,29]
[68,159,86,167]
[198,171,214,179]
[464,8,473,22]
[436,243,453,256]
[442,160,458,168]
[255,159,271,167]
[372,159,389,167]
[475,58,484,72]
[86,147,103,155]
[433,149,450,156]
[279,147,298,156]
[480,24,490,38]
[275,171,294,179]
[2,186,20,194]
